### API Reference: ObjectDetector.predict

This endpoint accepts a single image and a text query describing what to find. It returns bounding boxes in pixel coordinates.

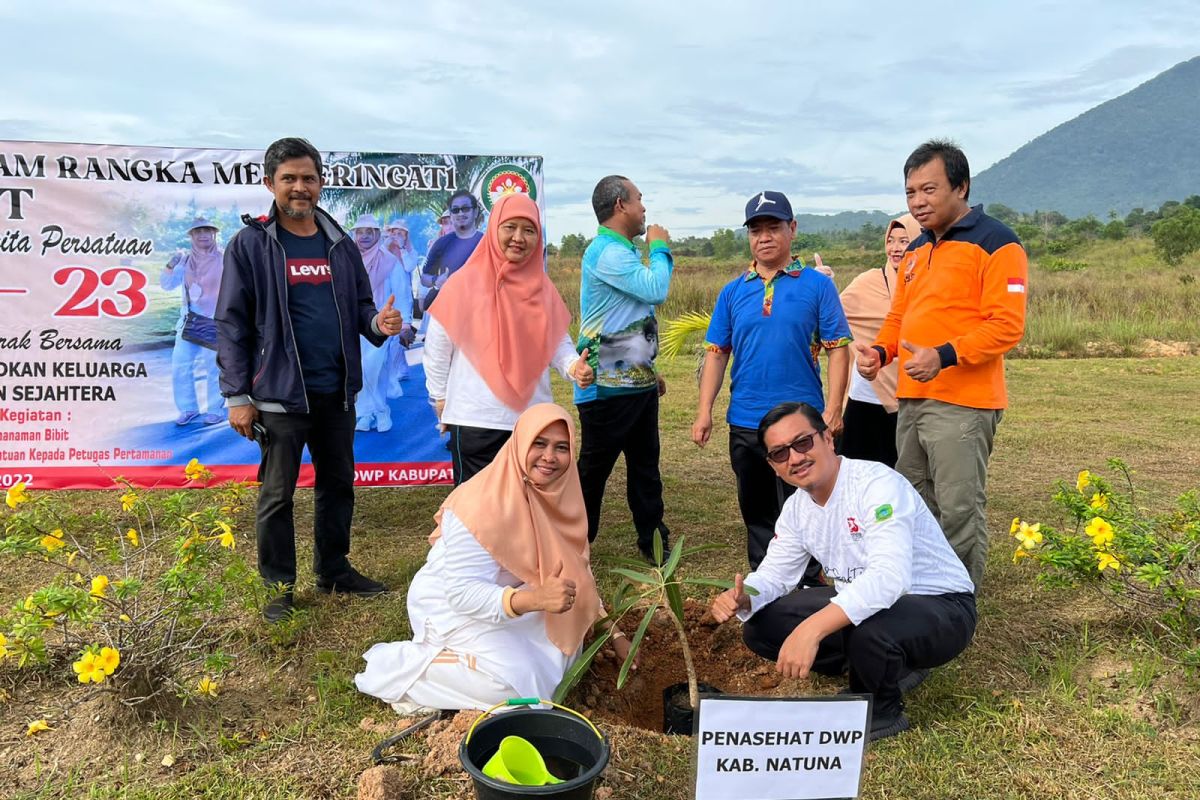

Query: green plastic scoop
[482,735,564,785]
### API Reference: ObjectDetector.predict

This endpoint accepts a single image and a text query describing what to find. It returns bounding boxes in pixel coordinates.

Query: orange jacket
[874,206,1027,410]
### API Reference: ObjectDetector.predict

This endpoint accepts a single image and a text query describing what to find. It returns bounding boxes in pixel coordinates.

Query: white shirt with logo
[740,457,973,626]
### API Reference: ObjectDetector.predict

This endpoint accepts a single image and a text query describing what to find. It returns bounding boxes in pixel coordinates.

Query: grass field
[4,351,1199,799]
[550,236,1200,359]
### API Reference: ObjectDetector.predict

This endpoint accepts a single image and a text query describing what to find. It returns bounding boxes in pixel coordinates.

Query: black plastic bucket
[662,682,722,735]
[460,703,610,800]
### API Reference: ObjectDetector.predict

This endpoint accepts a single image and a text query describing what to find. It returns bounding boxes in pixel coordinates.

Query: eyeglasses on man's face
[449,204,475,215]
[765,431,821,464]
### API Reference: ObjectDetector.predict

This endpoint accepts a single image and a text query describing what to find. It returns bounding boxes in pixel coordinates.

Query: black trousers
[255,392,357,587]
[743,585,977,721]
[838,399,898,468]
[729,425,823,585]
[448,424,512,485]
[576,390,667,547]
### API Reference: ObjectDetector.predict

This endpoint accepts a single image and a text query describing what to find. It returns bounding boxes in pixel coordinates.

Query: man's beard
[281,197,314,219]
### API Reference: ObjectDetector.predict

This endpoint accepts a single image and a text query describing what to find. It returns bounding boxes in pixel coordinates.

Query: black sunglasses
[449,204,475,214]
[765,431,821,464]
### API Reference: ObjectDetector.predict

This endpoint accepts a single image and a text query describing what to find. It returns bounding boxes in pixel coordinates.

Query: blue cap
[743,191,793,225]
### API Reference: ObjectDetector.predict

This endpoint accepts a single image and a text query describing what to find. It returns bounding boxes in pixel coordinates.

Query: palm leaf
[552,629,612,703]
[617,603,658,689]
[658,311,714,359]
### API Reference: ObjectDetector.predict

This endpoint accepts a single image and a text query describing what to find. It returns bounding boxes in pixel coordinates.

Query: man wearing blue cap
[692,191,852,571]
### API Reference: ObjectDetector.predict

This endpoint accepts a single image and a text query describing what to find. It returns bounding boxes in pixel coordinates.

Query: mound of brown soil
[567,599,836,732]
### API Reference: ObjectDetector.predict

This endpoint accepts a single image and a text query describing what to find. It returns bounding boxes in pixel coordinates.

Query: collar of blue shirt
[744,258,805,282]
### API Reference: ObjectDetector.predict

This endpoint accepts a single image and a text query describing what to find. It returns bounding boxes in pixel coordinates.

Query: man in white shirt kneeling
[710,401,976,741]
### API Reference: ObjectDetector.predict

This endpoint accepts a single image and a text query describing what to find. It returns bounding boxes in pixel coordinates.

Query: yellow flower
[25,719,51,737]
[22,595,34,611]
[5,482,30,508]
[90,575,110,599]
[1086,517,1114,547]
[95,646,120,675]
[0,632,9,659]
[72,651,107,684]
[1014,521,1043,550]
[212,521,235,549]
[1090,492,1109,512]
[119,613,132,622]
[184,458,210,483]
[1076,470,1091,493]
[1012,547,1030,563]
[1096,551,1121,572]
[125,528,140,547]
[1010,517,1021,534]
[41,530,67,553]
[120,491,138,512]
[197,676,220,698]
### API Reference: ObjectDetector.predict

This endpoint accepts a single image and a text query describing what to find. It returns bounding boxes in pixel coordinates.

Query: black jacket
[215,205,386,413]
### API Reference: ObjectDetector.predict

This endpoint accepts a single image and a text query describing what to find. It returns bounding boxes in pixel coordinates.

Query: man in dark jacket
[216,137,405,621]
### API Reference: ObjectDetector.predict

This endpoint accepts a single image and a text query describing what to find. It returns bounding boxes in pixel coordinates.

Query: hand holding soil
[710,573,750,623]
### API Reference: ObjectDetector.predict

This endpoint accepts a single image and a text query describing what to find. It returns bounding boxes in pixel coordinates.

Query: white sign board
[694,696,870,800]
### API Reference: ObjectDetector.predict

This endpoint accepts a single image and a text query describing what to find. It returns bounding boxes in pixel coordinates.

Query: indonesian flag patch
[1007,277,1026,293]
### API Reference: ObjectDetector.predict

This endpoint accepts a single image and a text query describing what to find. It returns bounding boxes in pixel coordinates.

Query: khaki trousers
[895,398,1002,589]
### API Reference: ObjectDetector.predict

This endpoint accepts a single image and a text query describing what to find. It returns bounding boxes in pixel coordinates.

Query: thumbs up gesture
[710,573,751,623]
[813,252,834,278]
[572,347,595,388]
[900,339,942,382]
[536,561,578,614]
[376,294,405,336]
[853,341,881,381]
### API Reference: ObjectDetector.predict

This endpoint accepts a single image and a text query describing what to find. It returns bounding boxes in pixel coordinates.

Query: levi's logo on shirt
[287,258,331,285]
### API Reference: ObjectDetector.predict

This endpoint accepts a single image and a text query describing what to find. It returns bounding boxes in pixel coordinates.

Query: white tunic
[354,509,576,709]
[847,364,884,405]
[740,457,974,627]
[423,314,581,430]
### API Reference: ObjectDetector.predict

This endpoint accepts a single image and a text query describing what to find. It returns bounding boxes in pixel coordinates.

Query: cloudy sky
[2,1,1197,239]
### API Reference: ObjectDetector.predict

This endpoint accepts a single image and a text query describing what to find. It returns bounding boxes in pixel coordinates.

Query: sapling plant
[553,530,755,710]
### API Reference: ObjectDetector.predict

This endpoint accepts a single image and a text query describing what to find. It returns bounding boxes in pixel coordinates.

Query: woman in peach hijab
[838,214,922,466]
[424,193,594,485]
[355,404,630,713]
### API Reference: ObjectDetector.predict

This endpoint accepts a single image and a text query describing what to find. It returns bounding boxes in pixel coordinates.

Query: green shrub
[1039,256,1089,272]
[1013,460,1200,641]
[0,461,261,709]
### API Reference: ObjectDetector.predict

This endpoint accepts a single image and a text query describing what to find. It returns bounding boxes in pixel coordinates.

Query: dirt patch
[567,599,838,733]
[1140,339,1198,357]
[420,710,477,777]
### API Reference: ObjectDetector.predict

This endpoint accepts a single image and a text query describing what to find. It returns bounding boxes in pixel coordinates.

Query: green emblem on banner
[480,163,537,211]
[874,504,894,522]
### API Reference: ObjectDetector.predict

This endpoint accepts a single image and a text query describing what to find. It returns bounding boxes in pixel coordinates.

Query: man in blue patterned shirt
[692,191,852,571]
[575,175,674,563]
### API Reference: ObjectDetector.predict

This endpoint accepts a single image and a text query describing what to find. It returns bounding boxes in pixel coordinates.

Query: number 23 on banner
[53,266,148,317]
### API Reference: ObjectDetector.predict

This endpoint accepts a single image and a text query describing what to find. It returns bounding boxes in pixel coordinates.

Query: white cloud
[1,0,1196,239]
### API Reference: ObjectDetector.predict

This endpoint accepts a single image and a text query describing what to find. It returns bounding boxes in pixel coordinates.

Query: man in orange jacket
[854,139,1027,589]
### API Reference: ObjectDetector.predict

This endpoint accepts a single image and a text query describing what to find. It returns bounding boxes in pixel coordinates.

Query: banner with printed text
[0,141,543,489]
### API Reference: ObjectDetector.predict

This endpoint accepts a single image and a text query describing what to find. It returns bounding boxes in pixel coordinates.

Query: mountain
[971,56,1200,217]
[793,210,898,233]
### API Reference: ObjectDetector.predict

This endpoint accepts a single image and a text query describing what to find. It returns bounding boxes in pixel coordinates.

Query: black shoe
[316,566,388,597]
[897,668,930,695]
[263,590,295,623]
[868,712,911,742]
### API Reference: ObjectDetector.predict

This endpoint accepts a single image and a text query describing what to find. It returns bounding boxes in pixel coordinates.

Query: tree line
[552,195,1200,267]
